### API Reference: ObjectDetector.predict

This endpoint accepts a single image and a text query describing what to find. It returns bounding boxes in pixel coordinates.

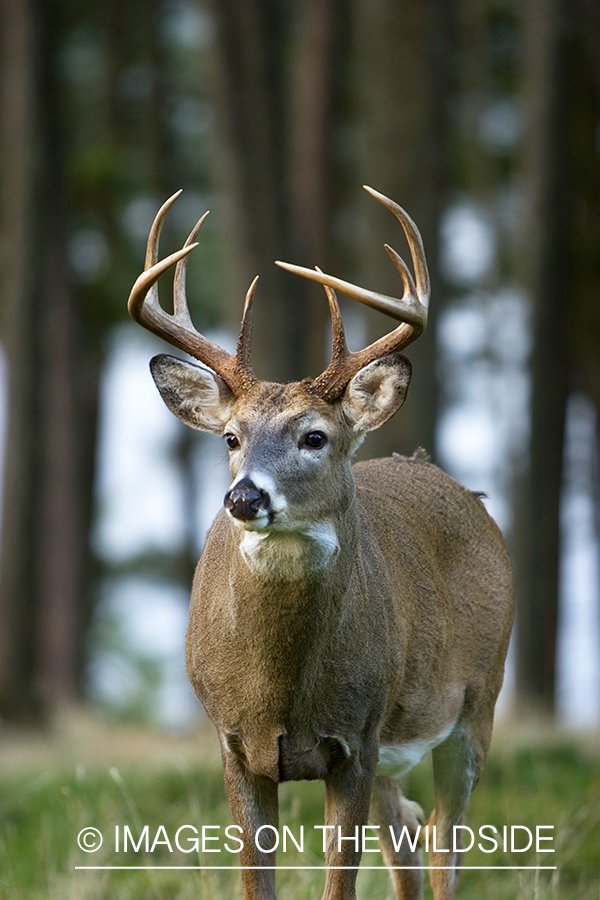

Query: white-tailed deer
[128,187,513,900]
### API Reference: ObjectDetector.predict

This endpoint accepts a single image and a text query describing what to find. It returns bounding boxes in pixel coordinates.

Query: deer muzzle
[224,478,271,522]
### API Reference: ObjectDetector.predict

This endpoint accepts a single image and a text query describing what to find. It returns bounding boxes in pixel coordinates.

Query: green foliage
[0,735,598,899]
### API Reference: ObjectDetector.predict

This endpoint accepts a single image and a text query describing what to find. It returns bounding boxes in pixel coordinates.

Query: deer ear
[341,353,411,433]
[150,354,236,434]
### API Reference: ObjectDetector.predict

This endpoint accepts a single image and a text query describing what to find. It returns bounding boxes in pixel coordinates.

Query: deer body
[188,443,511,787]
[128,188,514,900]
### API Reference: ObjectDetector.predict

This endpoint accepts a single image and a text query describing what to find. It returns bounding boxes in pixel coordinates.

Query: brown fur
[184,448,512,900]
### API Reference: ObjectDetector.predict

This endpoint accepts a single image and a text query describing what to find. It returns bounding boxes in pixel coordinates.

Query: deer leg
[370,775,425,900]
[320,738,379,900]
[221,753,279,900]
[427,723,484,900]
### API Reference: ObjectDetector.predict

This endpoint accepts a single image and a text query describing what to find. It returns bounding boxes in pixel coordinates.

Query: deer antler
[127,190,257,396]
[275,186,430,401]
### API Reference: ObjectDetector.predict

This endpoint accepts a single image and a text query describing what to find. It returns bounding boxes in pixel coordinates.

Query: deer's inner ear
[340,353,411,433]
[150,354,236,434]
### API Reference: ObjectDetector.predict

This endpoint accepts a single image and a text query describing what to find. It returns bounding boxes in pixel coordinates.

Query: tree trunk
[0,0,44,720]
[207,0,344,383]
[208,0,294,382]
[352,0,454,461]
[0,0,100,720]
[514,0,571,714]
[286,0,338,376]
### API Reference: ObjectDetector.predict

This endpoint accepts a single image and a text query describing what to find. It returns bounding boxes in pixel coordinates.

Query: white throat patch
[239,522,339,580]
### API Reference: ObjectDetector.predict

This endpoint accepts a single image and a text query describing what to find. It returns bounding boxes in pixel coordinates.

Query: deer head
[127,187,430,556]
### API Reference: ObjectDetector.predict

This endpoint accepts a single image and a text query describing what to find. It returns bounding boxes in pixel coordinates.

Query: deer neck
[222,499,361,701]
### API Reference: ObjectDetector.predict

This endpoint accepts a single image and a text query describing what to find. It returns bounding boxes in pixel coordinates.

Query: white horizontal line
[75,865,558,871]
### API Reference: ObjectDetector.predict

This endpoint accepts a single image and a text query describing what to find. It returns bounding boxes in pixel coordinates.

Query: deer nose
[224,478,270,521]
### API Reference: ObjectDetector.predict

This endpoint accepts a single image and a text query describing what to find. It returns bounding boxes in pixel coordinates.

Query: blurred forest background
[0,0,599,732]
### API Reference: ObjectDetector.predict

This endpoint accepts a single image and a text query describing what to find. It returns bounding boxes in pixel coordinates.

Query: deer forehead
[228,382,345,437]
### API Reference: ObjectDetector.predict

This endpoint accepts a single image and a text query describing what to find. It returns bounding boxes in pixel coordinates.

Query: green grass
[0,724,598,899]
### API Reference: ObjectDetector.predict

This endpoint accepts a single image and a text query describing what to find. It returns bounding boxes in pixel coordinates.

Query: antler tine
[128,191,257,395]
[145,189,181,269]
[363,185,430,311]
[237,276,258,372]
[173,210,210,323]
[275,186,430,401]
[316,268,348,368]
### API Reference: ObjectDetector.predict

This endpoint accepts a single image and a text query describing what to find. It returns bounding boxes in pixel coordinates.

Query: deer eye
[301,431,327,450]
[225,433,240,450]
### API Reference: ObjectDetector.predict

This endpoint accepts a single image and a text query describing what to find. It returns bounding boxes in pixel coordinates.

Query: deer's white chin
[239,522,339,580]
[229,511,272,532]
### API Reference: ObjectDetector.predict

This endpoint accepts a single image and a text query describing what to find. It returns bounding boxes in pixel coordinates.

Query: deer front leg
[222,752,279,900]
[320,738,379,900]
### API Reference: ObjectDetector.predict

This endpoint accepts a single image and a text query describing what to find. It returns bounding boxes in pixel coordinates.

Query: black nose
[224,478,270,521]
